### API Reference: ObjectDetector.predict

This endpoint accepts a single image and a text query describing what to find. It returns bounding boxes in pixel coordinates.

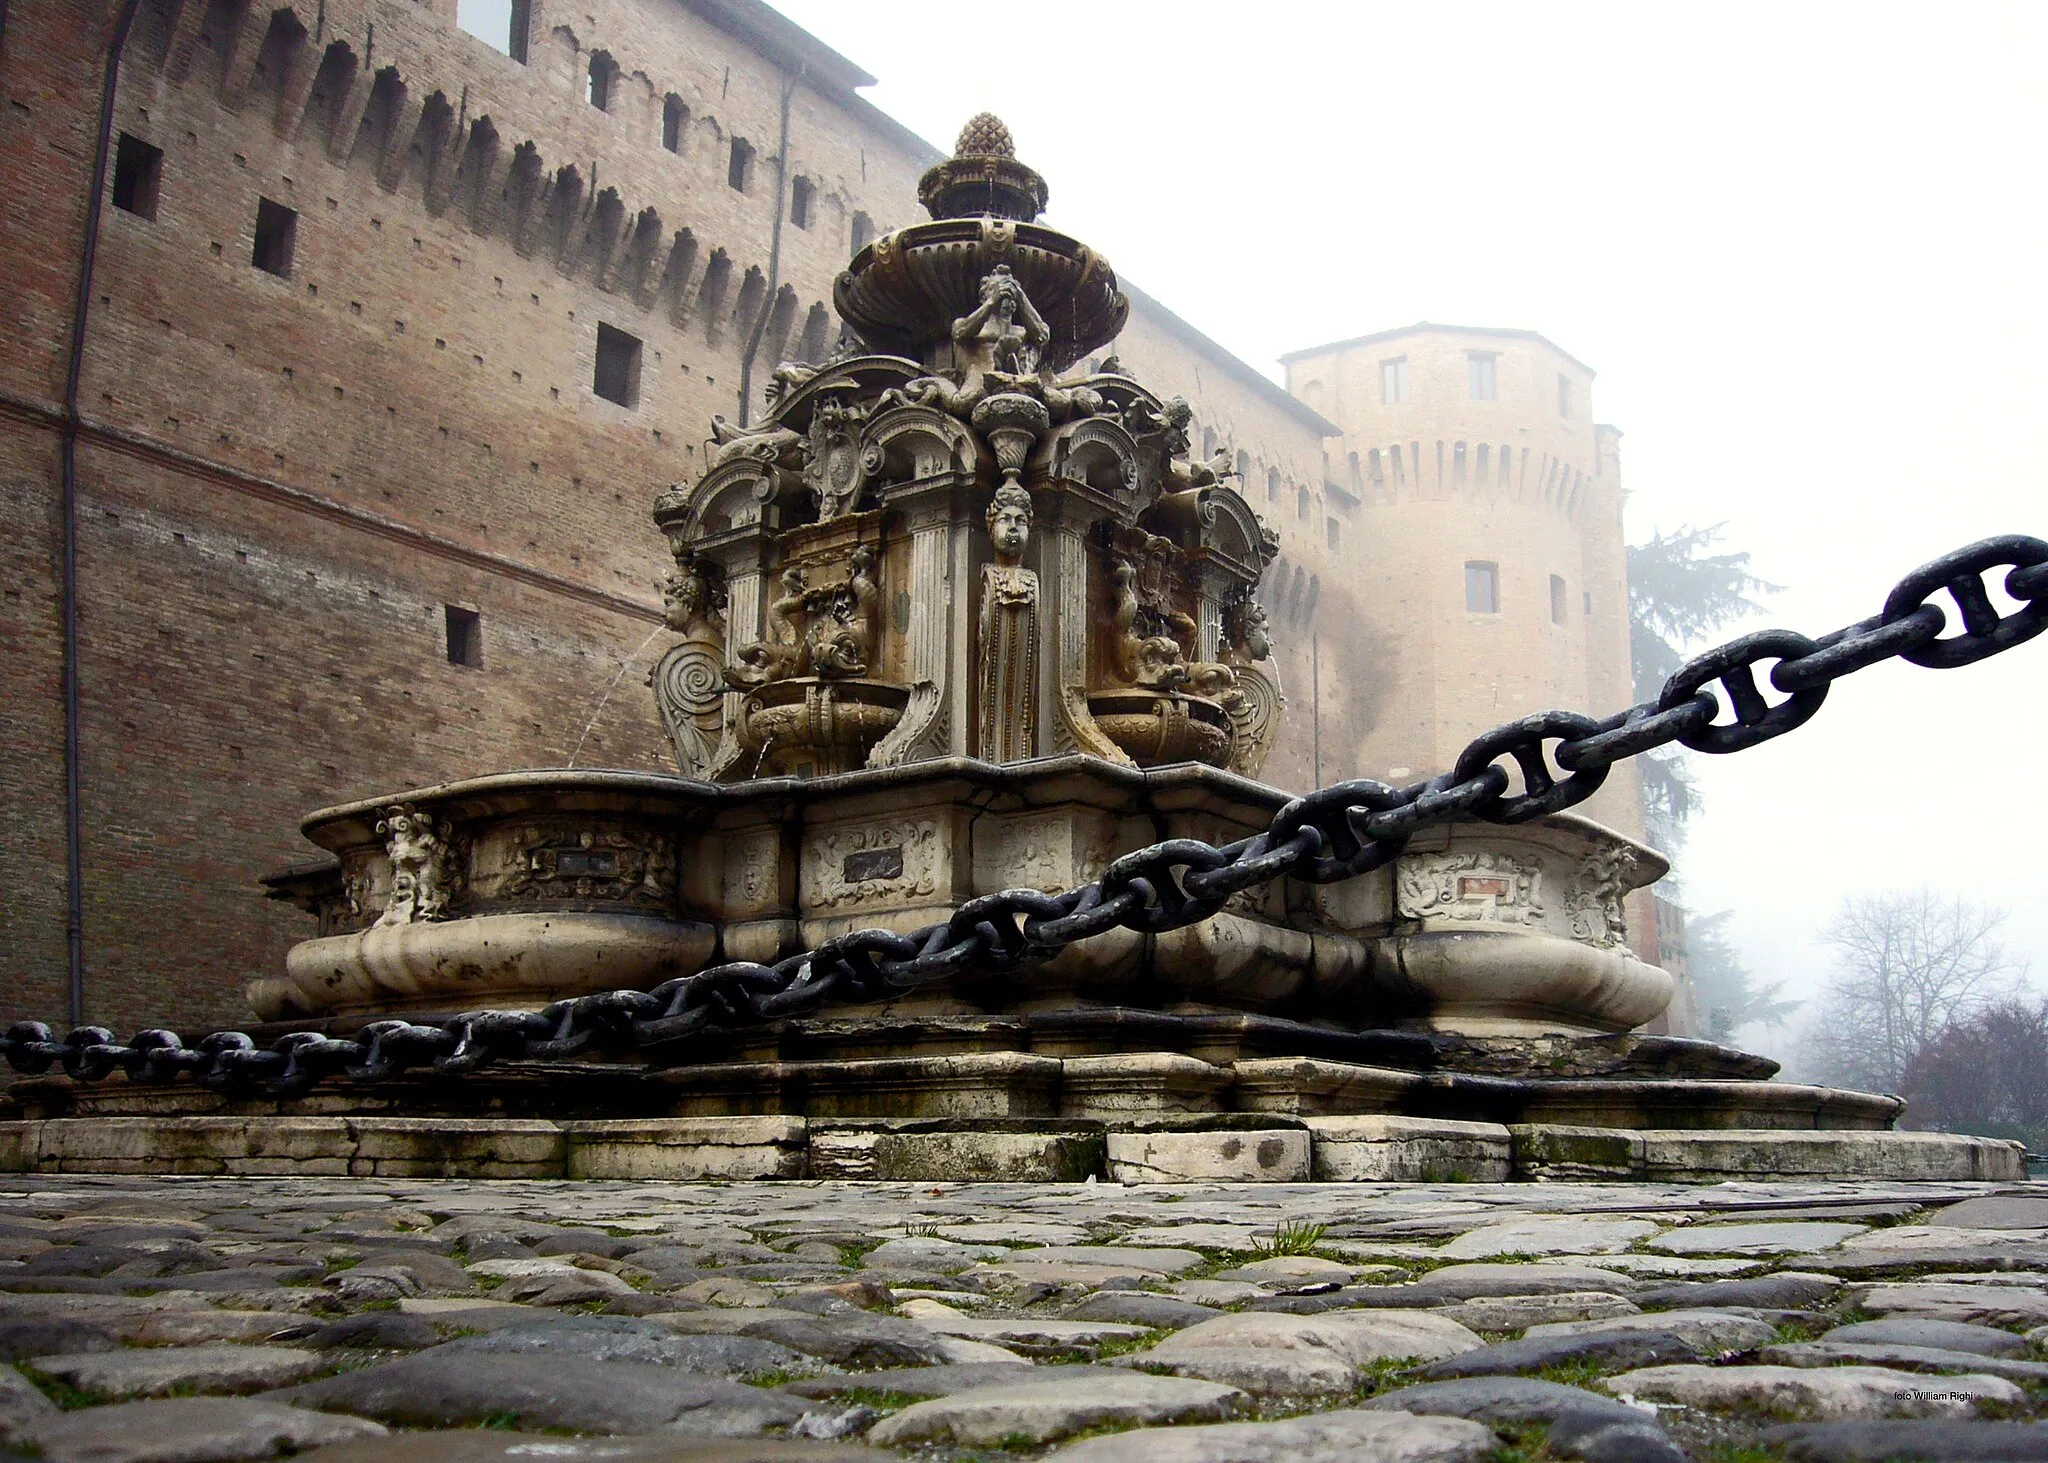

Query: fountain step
[0,1114,2016,1183]
[233,1010,1780,1081]
[2,1049,1897,1131]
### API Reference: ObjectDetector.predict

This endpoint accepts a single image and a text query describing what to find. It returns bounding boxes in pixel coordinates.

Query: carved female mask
[987,485,1032,564]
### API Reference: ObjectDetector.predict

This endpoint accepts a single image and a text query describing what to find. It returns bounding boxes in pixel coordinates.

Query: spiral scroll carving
[1224,663,1283,780]
[654,639,725,779]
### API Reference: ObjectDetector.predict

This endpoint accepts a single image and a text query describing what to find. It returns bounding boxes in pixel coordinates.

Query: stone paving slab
[0,1175,2040,1460]
[29,1397,384,1463]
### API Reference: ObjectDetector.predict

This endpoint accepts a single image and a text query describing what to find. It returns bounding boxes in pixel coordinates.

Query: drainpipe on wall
[1311,630,1322,790]
[736,63,803,428]
[58,0,141,1025]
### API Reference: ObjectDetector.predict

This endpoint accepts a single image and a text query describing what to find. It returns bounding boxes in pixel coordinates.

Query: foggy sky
[471,0,2048,1058]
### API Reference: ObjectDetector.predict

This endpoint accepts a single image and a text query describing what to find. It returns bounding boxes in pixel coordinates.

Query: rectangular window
[112,133,162,219]
[1550,574,1568,625]
[662,94,687,153]
[850,211,873,253]
[444,605,482,667]
[790,176,813,229]
[252,198,296,277]
[1558,372,1573,419]
[1465,561,1499,614]
[728,138,754,192]
[589,52,620,111]
[1380,356,1408,405]
[593,323,641,407]
[1468,352,1498,401]
[1326,516,1341,551]
[1583,591,1592,614]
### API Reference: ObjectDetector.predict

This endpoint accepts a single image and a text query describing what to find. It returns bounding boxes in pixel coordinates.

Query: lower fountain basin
[254,911,716,1019]
[1369,928,1675,1037]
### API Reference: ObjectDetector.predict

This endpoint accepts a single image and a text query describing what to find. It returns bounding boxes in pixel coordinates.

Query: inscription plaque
[556,850,619,877]
[843,847,905,883]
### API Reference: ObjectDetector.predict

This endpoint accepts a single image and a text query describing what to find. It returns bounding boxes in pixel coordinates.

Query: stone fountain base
[249,756,1677,1036]
[7,756,2000,1182]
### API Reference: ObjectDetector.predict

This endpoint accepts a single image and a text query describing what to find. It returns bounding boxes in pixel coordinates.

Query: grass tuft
[1252,1220,1328,1257]
[837,1238,883,1268]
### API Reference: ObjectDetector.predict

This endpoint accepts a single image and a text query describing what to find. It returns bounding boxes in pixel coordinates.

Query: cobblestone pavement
[0,1177,2046,1461]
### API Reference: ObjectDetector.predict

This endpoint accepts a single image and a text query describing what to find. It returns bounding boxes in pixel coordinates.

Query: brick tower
[1282,325,1694,1033]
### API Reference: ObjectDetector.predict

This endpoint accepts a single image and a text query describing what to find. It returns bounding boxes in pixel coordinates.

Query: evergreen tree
[1627,524,1783,1041]
[1687,909,1799,1044]
[1626,524,1779,856]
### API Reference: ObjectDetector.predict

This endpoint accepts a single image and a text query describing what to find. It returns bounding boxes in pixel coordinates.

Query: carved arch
[1030,417,1140,518]
[678,458,783,540]
[865,405,986,484]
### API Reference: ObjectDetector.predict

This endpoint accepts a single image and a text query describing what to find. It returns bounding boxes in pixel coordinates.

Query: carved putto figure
[978,485,1040,762]
[374,804,457,926]
[1108,559,1188,691]
[726,551,884,691]
[1566,846,1637,948]
[898,266,1057,420]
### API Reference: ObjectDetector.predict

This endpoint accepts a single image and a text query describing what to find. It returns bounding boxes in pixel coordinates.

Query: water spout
[564,625,665,769]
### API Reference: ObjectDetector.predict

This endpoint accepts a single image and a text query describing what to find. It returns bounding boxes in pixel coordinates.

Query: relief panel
[803,818,945,911]
[1396,851,1545,927]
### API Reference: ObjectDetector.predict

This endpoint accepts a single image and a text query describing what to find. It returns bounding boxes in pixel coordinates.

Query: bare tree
[1804,890,2025,1094]
[1904,997,2048,1148]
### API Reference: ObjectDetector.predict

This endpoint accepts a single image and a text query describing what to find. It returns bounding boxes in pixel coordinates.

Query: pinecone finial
[954,113,1015,158]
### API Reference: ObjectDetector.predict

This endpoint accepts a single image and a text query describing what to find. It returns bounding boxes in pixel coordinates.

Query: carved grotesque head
[662,563,702,631]
[1227,593,1273,662]
[985,483,1032,561]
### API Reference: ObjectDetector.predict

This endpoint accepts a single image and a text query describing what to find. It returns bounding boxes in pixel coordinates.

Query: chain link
[7,534,2043,1096]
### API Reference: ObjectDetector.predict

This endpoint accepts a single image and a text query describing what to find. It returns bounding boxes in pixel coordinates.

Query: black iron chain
[8,535,2044,1096]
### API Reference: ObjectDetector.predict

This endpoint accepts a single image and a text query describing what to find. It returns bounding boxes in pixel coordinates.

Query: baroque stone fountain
[27,118,1995,1183]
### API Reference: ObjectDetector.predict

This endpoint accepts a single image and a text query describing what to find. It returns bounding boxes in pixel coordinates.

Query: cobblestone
[0,1175,2042,1458]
